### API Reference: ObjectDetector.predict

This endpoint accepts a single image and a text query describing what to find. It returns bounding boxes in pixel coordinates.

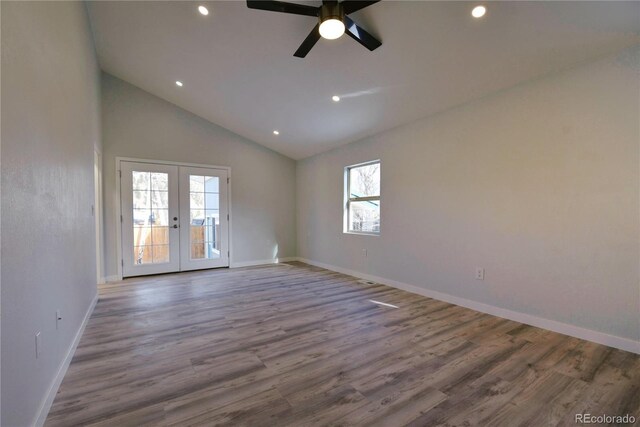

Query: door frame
[115,157,232,280]
[94,150,105,284]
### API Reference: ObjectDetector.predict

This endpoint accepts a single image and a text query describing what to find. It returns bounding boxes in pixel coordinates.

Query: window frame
[344,159,381,236]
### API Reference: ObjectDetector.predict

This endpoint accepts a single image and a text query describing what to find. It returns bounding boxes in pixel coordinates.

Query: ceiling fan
[246,0,382,58]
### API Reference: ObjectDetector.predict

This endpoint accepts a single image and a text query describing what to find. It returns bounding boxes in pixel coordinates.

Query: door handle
[172,224,179,229]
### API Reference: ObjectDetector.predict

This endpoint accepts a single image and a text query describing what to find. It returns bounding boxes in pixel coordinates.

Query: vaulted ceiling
[87,1,640,159]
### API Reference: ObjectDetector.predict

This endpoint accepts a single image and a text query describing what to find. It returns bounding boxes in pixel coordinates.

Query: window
[345,160,380,234]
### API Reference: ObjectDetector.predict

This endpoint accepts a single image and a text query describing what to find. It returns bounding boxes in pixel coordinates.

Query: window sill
[343,231,380,237]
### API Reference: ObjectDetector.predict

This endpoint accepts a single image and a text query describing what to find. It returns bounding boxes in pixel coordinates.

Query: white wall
[1,2,101,425]
[101,74,296,279]
[297,48,640,344]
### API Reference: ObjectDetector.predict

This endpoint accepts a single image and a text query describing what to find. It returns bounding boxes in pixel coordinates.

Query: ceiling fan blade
[341,1,380,15]
[344,15,381,51]
[246,1,318,17]
[294,24,321,58]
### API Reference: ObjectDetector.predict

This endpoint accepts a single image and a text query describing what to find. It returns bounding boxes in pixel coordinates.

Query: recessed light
[273,130,280,135]
[198,5,209,16]
[175,81,183,87]
[332,95,340,102]
[471,5,486,18]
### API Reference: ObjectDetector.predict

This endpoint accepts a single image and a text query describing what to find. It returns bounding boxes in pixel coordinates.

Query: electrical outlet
[475,268,485,280]
[362,249,368,257]
[35,332,41,359]
[56,310,62,329]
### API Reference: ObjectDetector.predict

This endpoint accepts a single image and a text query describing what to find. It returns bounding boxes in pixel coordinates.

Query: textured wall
[1,2,101,425]
[297,48,640,342]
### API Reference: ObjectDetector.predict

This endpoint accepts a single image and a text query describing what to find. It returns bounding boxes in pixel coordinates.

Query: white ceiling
[87,1,640,159]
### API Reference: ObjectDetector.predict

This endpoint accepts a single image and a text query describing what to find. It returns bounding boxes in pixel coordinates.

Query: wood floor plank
[46,262,640,426]
[168,387,291,427]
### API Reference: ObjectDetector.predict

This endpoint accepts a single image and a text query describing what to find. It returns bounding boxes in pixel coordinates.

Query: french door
[120,161,229,277]
[179,166,229,271]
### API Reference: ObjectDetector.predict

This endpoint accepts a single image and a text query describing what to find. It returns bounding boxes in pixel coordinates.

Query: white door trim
[94,150,104,284]
[115,157,232,280]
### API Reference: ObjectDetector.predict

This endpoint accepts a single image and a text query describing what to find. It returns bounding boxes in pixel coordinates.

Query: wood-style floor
[46,262,639,426]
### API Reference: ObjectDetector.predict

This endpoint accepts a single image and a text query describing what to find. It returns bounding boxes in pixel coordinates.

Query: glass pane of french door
[132,171,170,264]
[188,175,220,260]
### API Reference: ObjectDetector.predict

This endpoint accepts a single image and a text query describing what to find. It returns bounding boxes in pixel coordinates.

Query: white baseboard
[104,258,299,281]
[34,293,99,426]
[230,257,298,268]
[297,258,640,355]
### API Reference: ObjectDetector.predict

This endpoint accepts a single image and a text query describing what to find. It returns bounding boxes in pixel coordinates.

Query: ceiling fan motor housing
[320,2,344,24]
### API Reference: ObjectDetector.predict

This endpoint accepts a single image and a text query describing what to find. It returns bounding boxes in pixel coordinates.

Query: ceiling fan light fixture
[319,18,345,40]
[471,5,486,18]
[318,2,345,40]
